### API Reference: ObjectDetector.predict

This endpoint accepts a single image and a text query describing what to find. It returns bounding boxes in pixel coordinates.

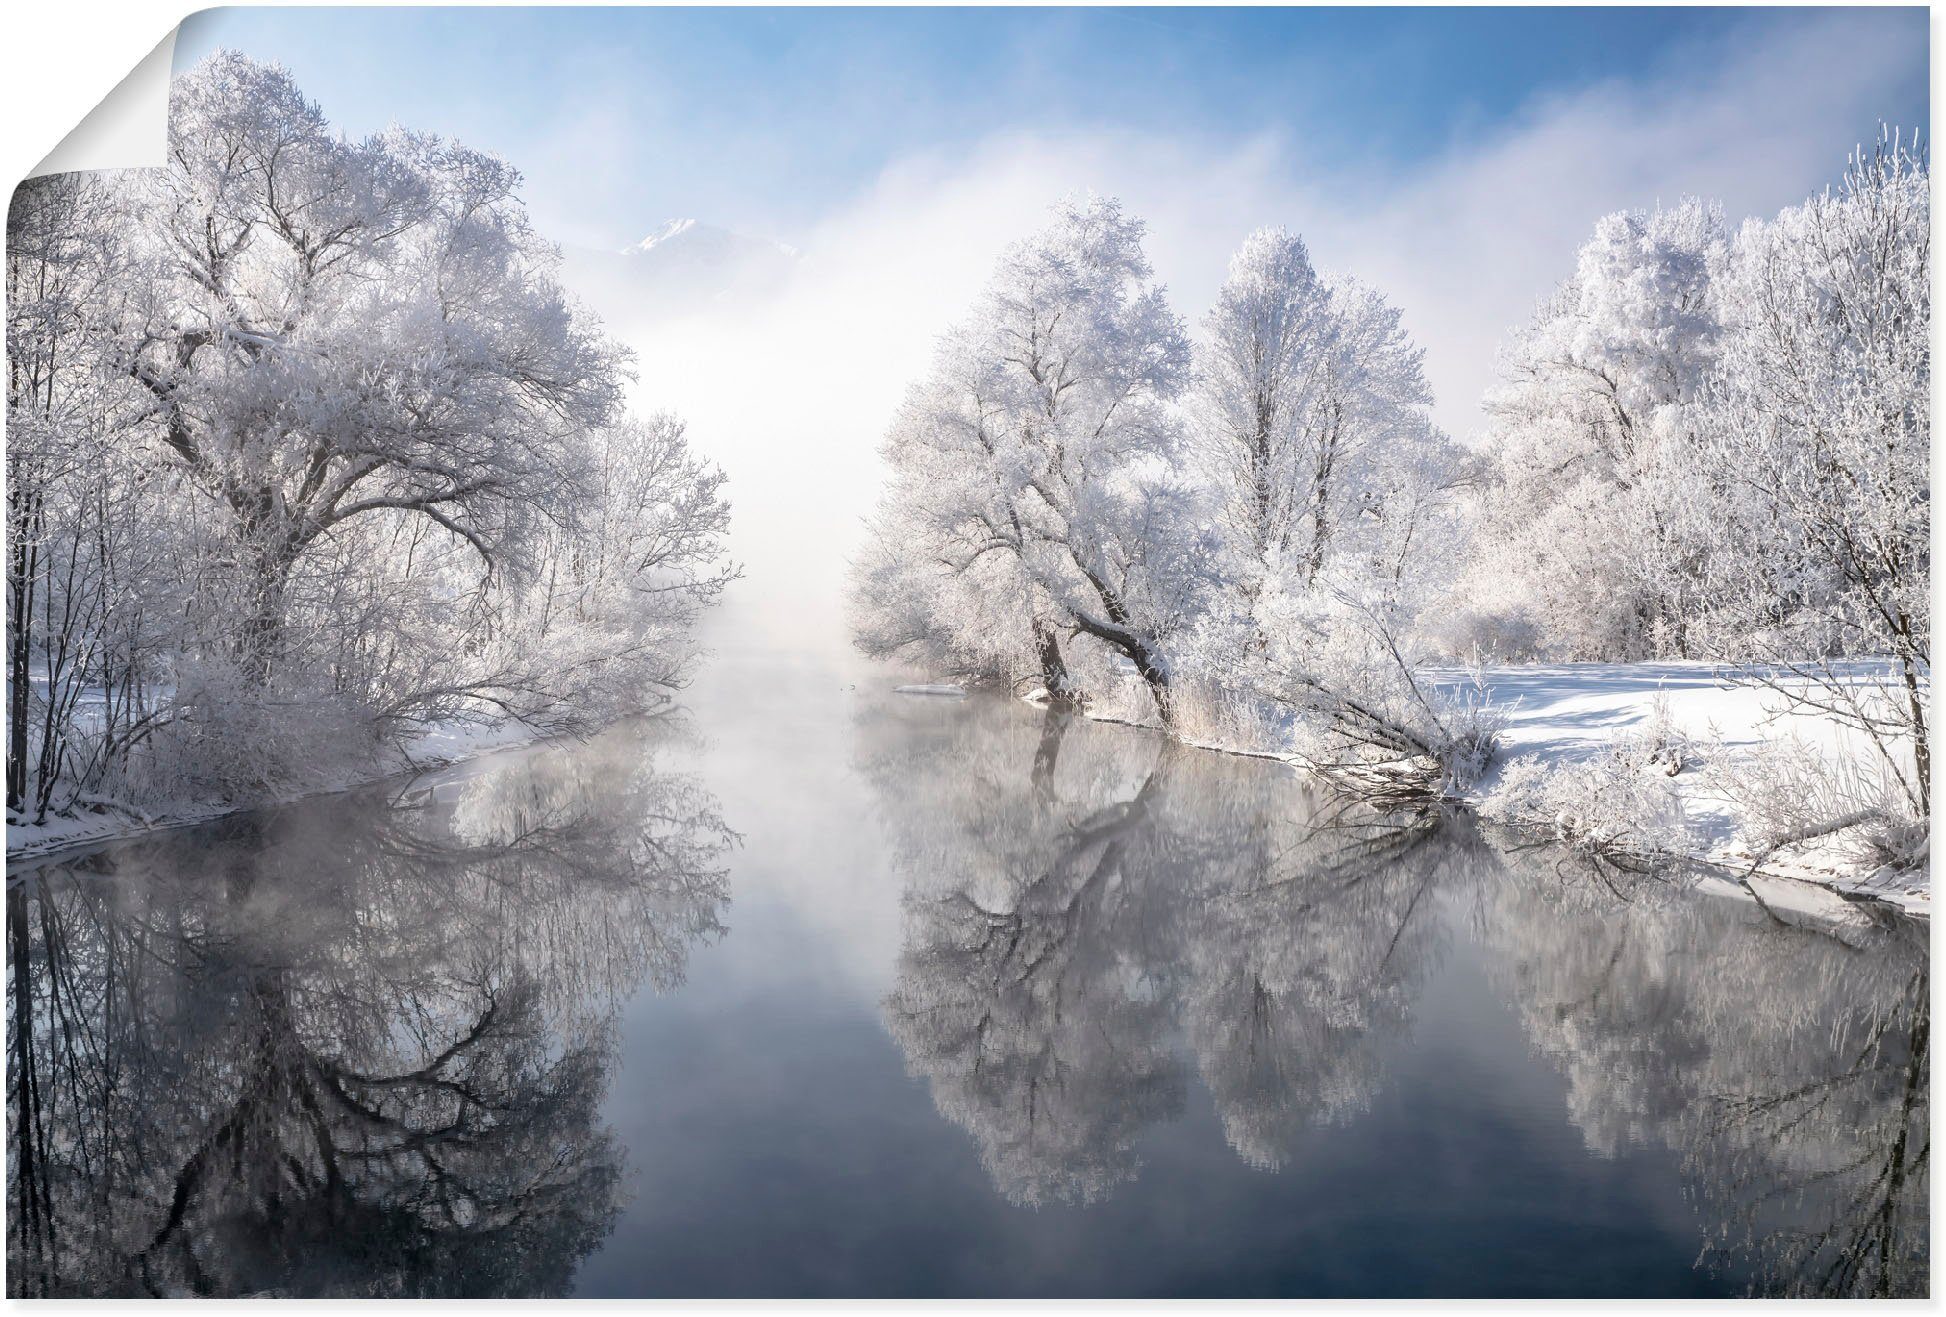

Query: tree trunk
[7,485,38,813]
[1116,634,1173,729]
[1895,625,1929,814]
[240,537,299,686]
[1035,621,1078,708]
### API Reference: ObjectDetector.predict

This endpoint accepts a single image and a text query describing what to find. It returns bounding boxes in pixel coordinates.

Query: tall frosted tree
[1183,227,1477,791]
[1693,134,1930,811]
[1195,227,1441,603]
[1465,200,1724,659]
[850,196,1200,722]
[121,52,626,682]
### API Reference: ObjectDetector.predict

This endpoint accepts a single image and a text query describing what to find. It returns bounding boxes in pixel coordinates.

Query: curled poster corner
[29,25,179,179]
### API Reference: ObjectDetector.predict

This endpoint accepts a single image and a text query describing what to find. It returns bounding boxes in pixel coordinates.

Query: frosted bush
[1712,736,1928,877]
[1261,589,1504,803]
[1488,735,1695,865]
[113,655,379,806]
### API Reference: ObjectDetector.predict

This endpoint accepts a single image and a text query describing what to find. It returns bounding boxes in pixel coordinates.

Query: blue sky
[175,7,1926,249]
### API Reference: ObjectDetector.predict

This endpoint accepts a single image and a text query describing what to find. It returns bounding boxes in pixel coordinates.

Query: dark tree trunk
[7,485,38,813]
[240,536,300,686]
[1895,622,1929,814]
[1135,646,1174,729]
[1035,620,1078,708]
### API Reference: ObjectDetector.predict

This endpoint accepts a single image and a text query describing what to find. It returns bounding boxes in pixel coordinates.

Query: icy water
[6,648,1929,1298]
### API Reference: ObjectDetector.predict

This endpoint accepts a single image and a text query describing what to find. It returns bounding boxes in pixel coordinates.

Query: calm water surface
[6,648,1928,1297]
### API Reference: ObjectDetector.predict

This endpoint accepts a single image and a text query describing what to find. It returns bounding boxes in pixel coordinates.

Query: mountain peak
[632,218,700,253]
[570,220,802,329]
[624,218,800,262]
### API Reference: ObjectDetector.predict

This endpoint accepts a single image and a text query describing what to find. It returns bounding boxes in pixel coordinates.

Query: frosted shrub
[1488,757,1690,866]
[1264,591,1504,803]
[1426,605,1544,665]
[1713,736,1928,877]
[1166,680,1294,757]
[114,655,378,807]
[1487,713,1698,866]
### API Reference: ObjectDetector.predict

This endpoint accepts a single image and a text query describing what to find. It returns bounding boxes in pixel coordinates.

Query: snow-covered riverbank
[5,717,547,864]
[1457,662,1928,916]
[1058,660,1929,918]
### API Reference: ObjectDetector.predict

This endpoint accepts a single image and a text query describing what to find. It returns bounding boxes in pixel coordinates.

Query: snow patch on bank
[1446,662,1928,917]
[6,717,547,863]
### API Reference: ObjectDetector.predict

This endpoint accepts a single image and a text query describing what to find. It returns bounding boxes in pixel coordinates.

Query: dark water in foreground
[6,650,1929,1297]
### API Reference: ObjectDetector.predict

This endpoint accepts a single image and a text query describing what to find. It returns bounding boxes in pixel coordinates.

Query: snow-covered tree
[122,51,625,683]
[1463,200,1725,659]
[5,52,735,816]
[1691,133,1930,812]
[8,174,136,820]
[1172,227,1483,794]
[365,413,737,741]
[1194,229,1444,601]
[850,196,1202,721]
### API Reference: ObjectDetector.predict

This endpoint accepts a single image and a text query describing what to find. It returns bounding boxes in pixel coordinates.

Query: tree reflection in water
[1471,851,1928,1298]
[868,701,1461,1204]
[7,728,733,1297]
[866,697,1927,1296]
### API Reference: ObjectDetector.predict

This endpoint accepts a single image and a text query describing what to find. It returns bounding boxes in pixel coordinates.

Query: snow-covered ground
[1452,661,1929,916]
[6,717,547,863]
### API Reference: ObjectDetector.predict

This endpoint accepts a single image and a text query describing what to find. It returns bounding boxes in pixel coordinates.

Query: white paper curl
[30,26,178,179]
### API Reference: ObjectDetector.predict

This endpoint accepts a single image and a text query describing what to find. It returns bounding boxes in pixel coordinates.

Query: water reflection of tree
[864,700,1461,1202]
[1181,801,1472,1170]
[1471,857,1928,1297]
[8,730,733,1297]
[864,699,1928,1297]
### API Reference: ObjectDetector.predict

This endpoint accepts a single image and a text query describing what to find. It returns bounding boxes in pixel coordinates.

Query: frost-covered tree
[6,173,151,820]
[5,52,735,816]
[1194,228,1445,602]
[122,51,625,682]
[1691,134,1930,813]
[362,413,737,741]
[850,196,1201,721]
[1174,228,1482,794]
[1463,200,1725,659]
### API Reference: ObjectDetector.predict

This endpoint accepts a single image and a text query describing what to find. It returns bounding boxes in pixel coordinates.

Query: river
[5,645,1928,1297]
